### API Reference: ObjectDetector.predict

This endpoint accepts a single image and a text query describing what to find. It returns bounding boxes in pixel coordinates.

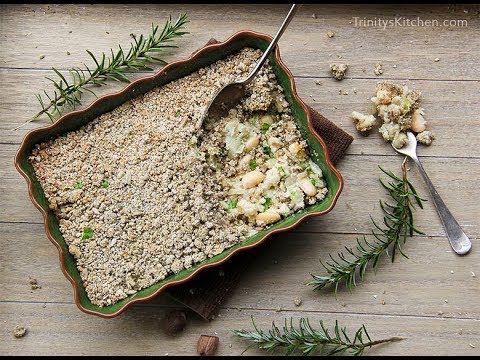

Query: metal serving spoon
[197,4,300,128]
[392,131,472,255]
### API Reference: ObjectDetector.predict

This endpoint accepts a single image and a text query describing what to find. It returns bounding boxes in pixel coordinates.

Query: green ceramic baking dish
[15,30,344,317]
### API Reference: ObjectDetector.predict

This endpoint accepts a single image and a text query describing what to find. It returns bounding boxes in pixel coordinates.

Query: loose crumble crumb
[29,278,41,290]
[374,63,383,76]
[30,47,328,307]
[330,63,348,80]
[293,297,303,306]
[416,130,435,145]
[13,326,27,338]
[351,111,376,134]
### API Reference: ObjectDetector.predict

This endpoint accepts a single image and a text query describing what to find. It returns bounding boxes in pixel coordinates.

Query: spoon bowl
[391,132,420,159]
[197,4,299,128]
[202,82,247,122]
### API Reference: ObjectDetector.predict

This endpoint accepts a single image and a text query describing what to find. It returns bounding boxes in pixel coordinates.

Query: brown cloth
[164,39,354,320]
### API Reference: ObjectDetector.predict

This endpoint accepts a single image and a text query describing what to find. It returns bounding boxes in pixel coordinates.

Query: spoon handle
[412,157,472,255]
[244,4,300,83]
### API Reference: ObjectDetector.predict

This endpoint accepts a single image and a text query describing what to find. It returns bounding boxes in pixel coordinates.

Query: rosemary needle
[234,316,403,356]
[307,159,425,293]
[16,13,188,130]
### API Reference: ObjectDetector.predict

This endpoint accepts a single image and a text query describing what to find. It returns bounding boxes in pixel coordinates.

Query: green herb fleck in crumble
[299,162,310,170]
[261,122,270,134]
[263,197,273,211]
[82,227,94,241]
[227,198,238,209]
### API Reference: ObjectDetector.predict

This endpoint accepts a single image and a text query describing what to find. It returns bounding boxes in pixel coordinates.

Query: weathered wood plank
[0,302,478,356]
[1,70,479,158]
[0,4,479,80]
[297,154,479,237]
[222,232,480,321]
[1,221,478,320]
[2,147,478,238]
[1,4,479,356]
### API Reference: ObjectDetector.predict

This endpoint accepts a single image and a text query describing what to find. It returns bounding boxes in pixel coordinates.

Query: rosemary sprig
[17,13,188,130]
[307,158,425,293]
[234,316,403,356]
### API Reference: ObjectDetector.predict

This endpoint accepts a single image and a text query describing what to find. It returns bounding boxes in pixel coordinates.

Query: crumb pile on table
[352,81,435,147]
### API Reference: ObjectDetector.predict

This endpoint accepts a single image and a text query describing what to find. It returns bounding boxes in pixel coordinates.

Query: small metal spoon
[197,4,300,128]
[392,131,472,255]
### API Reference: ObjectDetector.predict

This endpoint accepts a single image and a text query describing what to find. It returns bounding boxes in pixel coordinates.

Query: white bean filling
[199,63,328,230]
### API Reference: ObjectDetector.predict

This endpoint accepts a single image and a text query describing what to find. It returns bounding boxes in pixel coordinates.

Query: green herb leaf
[74,182,83,189]
[102,180,109,188]
[299,162,310,170]
[175,110,180,117]
[263,146,272,156]
[249,158,257,170]
[261,122,270,134]
[82,227,94,241]
[227,198,238,209]
[263,197,273,211]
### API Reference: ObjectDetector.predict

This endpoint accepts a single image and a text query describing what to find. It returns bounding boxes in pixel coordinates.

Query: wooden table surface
[1,4,479,356]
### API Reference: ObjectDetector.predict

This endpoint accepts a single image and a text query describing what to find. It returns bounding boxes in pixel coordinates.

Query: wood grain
[0,3,479,356]
[1,71,479,158]
[1,303,479,356]
[1,222,478,320]
[1,4,479,80]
